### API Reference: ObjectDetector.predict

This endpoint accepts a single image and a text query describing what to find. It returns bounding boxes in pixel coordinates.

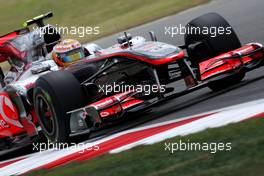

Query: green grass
[0,0,209,71]
[28,118,264,176]
[0,0,208,43]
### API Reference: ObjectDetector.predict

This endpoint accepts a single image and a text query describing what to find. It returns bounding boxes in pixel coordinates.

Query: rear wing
[0,12,55,63]
[0,12,53,45]
[23,12,53,28]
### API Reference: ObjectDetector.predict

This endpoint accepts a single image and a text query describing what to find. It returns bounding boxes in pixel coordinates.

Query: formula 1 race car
[34,12,264,143]
[0,12,62,151]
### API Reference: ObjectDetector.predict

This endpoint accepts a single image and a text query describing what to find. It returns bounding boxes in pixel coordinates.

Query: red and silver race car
[0,12,102,151]
[0,12,63,151]
[33,13,264,143]
[0,12,112,152]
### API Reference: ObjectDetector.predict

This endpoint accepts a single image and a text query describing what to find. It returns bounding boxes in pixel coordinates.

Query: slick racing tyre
[34,70,85,143]
[185,12,245,91]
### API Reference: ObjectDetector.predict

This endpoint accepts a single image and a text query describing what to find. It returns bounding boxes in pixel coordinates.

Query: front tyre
[185,13,245,91]
[34,70,85,143]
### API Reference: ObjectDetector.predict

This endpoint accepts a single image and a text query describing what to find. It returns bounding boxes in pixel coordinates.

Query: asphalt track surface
[95,0,264,125]
[2,0,264,161]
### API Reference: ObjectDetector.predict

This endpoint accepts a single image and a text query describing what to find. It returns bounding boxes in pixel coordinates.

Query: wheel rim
[36,94,56,136]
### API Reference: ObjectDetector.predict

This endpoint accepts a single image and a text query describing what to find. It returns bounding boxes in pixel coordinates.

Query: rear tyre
[185,13,245,91]
[34,70,85,143]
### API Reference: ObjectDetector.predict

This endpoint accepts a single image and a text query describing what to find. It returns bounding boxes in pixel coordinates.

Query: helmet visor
[57,48,85,64]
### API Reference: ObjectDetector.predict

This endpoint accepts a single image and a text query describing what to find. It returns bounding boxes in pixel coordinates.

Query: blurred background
[0,0,207,43]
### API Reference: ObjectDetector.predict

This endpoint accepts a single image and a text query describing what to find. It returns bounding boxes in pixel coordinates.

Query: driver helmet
[52,39,85,67]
